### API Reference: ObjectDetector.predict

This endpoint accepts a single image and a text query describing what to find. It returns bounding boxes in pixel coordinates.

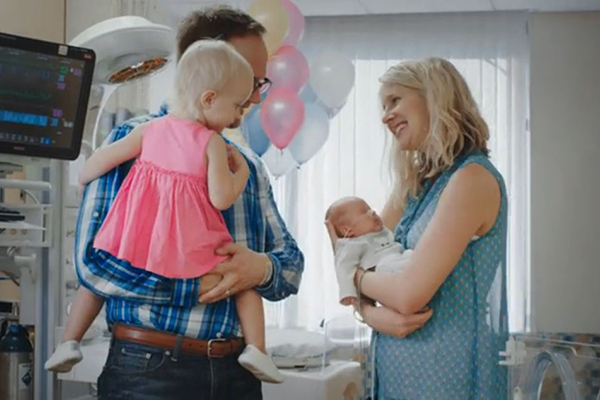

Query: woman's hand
[354,268,366,289]
[358,301,433,338]
[324,219,340,251]
[354,269,433,337]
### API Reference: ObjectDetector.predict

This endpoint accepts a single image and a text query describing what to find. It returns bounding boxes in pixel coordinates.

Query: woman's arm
[358,164,501,315]
[360,302,433,338]
[206,134,249,210]
[79,124,145,185]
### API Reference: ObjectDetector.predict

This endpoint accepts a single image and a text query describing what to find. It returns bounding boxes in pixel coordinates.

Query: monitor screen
[0,32,95,160]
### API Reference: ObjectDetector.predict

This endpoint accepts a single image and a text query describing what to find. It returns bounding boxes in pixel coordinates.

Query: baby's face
[337,199,384,237]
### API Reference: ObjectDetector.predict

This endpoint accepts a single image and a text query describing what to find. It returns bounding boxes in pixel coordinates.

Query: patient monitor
[0,32,95,160]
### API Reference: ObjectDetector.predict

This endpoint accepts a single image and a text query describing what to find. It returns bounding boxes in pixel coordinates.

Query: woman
[327,57,508,399]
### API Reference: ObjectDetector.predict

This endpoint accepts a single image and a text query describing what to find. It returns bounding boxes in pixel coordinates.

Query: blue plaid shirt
[74,106,304,339]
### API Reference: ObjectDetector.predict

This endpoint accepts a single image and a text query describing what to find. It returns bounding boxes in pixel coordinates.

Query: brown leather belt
[113,324,244,358]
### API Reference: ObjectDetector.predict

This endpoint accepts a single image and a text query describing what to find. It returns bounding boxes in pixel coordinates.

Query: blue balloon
[241,105,270,156]
[289,103,330,165]
[300,84,343,119]
[299,85,319,104]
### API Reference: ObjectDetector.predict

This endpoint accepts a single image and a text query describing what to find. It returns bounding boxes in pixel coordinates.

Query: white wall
[0,0,65,42]
[530,12,600,333]
[0,0,65,302]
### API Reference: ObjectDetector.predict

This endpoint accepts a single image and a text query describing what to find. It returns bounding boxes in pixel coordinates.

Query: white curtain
[266,11,530,333]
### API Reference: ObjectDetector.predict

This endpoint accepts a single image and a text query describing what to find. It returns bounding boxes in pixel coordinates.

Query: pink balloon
[267,45,309,94]
[260,89,305,150]
[282,0,305,46]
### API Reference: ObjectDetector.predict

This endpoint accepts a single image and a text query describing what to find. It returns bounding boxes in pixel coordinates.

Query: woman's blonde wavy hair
[379,57,489,207]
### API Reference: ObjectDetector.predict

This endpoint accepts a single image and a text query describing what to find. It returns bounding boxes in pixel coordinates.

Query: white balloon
[289,103,330,165]
[261,146,296,177]
[309,52,355,109]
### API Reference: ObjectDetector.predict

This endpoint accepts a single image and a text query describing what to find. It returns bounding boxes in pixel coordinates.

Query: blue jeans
[97,337,262,400]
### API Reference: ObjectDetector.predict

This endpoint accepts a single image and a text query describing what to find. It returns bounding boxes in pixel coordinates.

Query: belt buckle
[207,338,228,358]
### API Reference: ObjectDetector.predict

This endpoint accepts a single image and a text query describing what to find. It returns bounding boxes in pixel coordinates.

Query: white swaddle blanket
[334,228,413,304]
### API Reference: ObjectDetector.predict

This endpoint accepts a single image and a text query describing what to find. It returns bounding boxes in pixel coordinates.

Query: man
[75,7,304,399]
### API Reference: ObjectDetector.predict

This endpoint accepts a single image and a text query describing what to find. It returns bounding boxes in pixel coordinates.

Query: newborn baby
[325,196,413,305]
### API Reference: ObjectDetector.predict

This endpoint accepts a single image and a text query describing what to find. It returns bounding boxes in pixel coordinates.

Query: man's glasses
[254,77,272,94]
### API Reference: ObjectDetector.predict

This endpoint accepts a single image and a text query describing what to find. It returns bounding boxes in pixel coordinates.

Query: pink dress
[93,115,232,278]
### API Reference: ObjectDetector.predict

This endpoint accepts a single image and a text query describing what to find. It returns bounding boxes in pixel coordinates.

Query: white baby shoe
[44,340,83,373]
[238,344,285,383]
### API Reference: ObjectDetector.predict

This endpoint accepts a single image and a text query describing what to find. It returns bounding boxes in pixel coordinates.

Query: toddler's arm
[78,124,145,186]
[206,134,249,210]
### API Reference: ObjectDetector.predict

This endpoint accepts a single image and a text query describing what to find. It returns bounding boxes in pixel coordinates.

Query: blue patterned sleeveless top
[373,151,509,400]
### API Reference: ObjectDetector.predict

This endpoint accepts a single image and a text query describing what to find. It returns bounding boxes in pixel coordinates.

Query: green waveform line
[0,88,52,101]
[0,56,63,72]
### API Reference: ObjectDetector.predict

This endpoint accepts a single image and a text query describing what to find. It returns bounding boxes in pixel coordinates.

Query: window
[267,11,530,333]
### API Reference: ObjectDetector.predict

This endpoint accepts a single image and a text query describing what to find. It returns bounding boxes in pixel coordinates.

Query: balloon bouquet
[234,0,355,178]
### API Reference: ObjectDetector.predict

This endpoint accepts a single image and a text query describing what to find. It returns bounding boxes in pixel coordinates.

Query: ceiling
[158,0,600,18]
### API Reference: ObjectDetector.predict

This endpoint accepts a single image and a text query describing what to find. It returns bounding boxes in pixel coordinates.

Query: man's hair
[177,6,266,60]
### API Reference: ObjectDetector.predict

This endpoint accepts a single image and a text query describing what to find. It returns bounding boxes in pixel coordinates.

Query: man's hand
[198,273,223,297]
[198,243,268,303]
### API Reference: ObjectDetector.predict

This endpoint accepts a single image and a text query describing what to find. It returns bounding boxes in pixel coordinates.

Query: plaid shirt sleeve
[74,119,200,307]
[252,157,304,301]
